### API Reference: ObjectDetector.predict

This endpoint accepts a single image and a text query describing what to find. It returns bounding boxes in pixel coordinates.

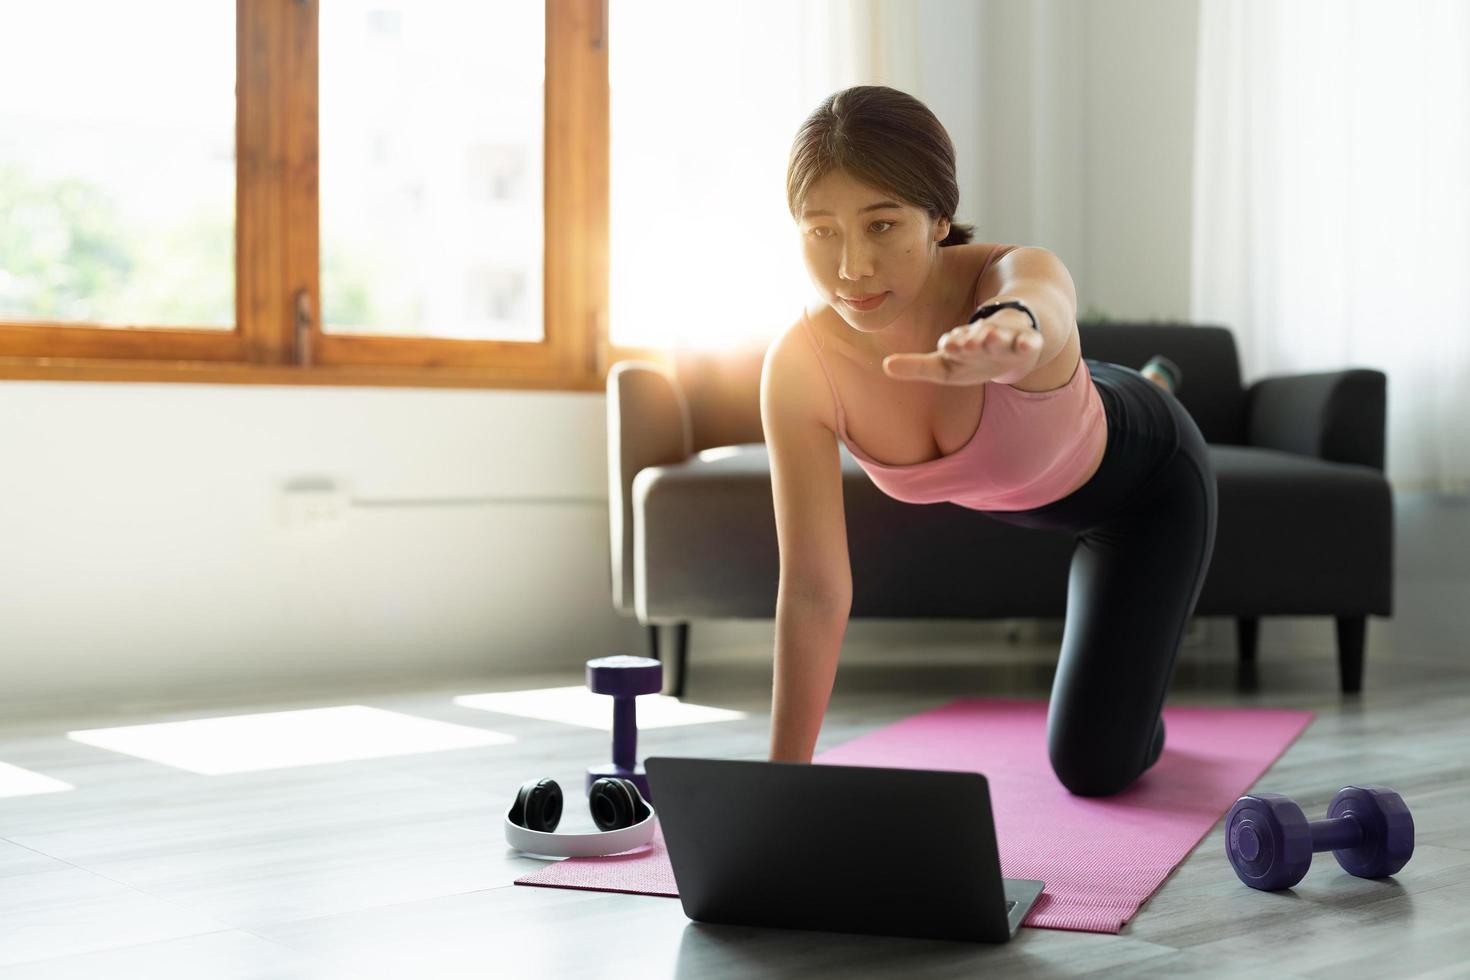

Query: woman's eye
[805,223,893,238]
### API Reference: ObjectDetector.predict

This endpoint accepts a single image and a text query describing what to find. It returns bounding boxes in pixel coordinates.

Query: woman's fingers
[885,325,1040,385]
[882,352,953,383]
[945,323,1036,354]
[887,350,986,384]
[882,348,995,385]
[991,326,1037,353]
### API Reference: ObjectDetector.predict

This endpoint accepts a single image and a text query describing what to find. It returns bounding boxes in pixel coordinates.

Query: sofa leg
[1336,615,1366,695]
[1232,616,1260,692]
[1236,616,1259,664]
[670,622,690,700]
[645,623,691,699]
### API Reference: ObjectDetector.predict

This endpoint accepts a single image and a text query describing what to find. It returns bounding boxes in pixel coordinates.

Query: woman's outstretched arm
[973,246,1078,384]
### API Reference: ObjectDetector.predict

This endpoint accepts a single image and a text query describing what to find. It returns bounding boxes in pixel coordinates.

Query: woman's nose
[838,238,875,281]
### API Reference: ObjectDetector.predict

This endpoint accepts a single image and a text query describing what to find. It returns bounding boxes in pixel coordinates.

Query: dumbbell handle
[613,696,637,770]
[1308,814,1363,853]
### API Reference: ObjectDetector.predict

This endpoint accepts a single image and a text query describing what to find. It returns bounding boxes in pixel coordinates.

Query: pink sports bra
[797,274,1107,512]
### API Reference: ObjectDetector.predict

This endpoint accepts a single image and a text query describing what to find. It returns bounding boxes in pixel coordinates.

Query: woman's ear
[933,216,950,242]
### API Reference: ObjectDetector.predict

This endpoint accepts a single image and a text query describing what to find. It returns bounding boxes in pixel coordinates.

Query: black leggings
[983,359,1219,797]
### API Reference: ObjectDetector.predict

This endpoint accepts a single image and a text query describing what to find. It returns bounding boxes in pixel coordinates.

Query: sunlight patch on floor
[68,705,515,775]
[0,761,73,798]
[455,686,746,730]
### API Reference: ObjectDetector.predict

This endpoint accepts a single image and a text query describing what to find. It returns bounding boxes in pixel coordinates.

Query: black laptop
[645,756,1044,943]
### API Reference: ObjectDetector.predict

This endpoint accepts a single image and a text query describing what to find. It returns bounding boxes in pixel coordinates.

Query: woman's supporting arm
[768,591,850,763]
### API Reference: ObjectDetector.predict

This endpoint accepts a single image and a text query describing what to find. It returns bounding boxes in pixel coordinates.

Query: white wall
[0,380,646,711]
[971,0,1200,320]
[0,1,1203,709]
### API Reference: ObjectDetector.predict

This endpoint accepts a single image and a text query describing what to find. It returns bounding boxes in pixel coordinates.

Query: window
[319,1,544,344]
[0,1,235,332]
[0,0,656,390]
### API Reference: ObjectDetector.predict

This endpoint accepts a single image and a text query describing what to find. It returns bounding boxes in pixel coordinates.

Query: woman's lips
[841,292,889,311]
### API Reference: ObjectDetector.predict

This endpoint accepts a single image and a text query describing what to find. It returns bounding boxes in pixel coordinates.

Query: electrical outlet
[279,482,350,529]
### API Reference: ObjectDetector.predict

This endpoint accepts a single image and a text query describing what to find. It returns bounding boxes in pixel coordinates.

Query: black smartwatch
[969,300,1039,332]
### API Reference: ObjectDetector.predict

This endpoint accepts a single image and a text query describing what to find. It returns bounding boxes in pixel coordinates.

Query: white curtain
[607,0,921,354]
[1192,0,1470,492]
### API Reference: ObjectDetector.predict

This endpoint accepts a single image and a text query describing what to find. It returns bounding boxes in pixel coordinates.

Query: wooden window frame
[0,0,667,391]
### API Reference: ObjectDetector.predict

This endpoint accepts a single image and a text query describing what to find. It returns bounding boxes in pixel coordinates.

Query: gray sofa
[607,322,1393,700]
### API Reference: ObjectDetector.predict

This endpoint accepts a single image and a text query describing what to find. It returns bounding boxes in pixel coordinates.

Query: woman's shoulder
[936,241,1028,299]
[794,300,856,364]
[971,241,1025,279]
[952,241,1004,264]
[952,240,1018,266]
[971,242,1027,306]
[764,307,840,434]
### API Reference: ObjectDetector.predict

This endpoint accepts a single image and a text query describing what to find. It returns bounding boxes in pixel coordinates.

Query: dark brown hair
[786,85,975,247]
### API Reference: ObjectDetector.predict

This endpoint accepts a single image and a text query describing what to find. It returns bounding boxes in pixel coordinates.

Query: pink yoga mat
[515,697,1314,934]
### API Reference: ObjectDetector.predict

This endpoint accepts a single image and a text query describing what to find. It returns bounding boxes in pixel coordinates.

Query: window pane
[0,2,235,329]
[609,1,825,351]
[319,1,544,341]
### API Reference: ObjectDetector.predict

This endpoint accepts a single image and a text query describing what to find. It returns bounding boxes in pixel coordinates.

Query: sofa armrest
[1245,369,1386,470]
[607,360,693,616]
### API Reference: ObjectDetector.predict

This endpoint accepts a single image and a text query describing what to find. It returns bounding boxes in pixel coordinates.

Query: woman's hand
[881,307,1042,386]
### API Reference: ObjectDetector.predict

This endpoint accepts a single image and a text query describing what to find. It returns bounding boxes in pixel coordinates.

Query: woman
[761,85,1217,797]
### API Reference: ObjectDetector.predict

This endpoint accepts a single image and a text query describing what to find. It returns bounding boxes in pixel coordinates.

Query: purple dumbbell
[1225,785,1414,891]
[585,655,662,801]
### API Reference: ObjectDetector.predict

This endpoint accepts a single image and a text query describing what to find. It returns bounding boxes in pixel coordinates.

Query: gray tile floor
[1,492,1467,979]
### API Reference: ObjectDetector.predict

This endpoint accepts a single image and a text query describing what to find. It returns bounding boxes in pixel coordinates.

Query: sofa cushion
[630,443,1392,622]
[1204,446,1392,614]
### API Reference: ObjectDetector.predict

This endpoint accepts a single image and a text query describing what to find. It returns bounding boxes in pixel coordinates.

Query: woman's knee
[1048,734,1148,797]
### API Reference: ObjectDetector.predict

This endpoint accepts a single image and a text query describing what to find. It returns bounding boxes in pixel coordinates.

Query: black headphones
[504,776,658,858]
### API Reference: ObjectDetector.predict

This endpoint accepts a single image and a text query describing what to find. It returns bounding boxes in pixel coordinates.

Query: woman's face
[796,168,948,334]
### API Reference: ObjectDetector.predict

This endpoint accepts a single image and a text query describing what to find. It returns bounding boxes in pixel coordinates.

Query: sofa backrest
[1080,323,1247,445]
[674,344,768,453]
[674,321,1248,451]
